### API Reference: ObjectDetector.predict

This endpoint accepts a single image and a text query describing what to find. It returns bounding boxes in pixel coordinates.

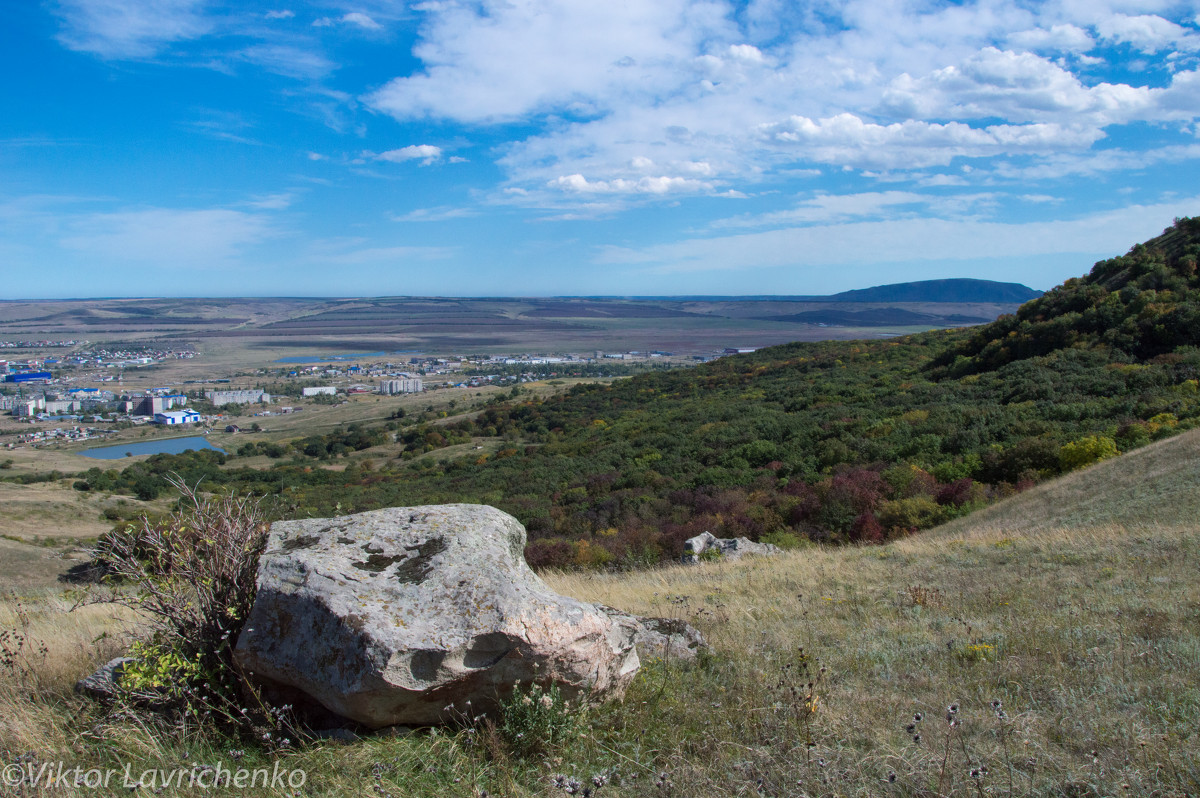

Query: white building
[302,386,337,397]
[207,389,270,406]
[14,398,46,417]
[379,377,423,395]
[154,409,202,425]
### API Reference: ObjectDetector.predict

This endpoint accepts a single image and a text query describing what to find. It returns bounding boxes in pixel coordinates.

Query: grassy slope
[928,425,1200,539]
[2,428,1198,796]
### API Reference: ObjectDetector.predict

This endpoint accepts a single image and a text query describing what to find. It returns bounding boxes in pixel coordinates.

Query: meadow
[1,428,1196,797]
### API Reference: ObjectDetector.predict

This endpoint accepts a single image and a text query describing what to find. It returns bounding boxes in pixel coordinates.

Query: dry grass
[0,482,137,543]
[930,426,1200,541]
[545,519,1199,795]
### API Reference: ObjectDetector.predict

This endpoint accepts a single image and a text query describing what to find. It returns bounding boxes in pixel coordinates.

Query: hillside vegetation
[59,218,1200,569]
[3,408,1197,796]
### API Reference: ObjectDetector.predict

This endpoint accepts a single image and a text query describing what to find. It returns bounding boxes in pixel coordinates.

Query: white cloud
[54,0,212,59]
[548,174,713,195]
[596,198,1200,273]
[1007,24,1095,53]
[349,0,1200,210]
[376,144,443,164]
[264,10,295,21]
[314,12,381,30]
[341,12,382,31]
[239,44,335,79]
[311,243,456,264]
[759,113,1103,169]
[728,43,765,62]
[710,190,1000,229]
[240,192,295,210]
[60,208,275,265]
[879,48,1155,126]
[364,0,733,123]
[992,141,1200,180]
[390,206,476,222]
[1096,13,1197,53]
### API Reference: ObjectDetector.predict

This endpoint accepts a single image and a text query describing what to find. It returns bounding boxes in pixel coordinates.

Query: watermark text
[3,760,307,791]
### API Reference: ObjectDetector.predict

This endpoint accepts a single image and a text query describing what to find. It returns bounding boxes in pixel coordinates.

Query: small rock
[597,608,707,662]
[75,657,137,700]
[633,617,707,661]
[682,531,780,564]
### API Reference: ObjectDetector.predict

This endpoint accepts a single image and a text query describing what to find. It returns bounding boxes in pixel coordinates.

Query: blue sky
[5,0,1200,298]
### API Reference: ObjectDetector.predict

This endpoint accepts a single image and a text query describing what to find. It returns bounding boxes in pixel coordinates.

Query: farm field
[0,295,1023,363]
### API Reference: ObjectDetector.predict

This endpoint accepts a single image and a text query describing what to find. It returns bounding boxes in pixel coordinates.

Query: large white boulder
[234,505,640,728]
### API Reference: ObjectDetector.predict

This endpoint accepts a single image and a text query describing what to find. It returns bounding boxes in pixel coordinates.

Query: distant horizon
[0,276,1047,303]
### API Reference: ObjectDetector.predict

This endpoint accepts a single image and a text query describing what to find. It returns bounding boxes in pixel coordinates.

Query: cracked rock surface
[235,504,639,728]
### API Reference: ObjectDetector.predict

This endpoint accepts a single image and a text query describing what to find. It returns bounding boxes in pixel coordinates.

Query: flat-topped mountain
[823,278,1042,303]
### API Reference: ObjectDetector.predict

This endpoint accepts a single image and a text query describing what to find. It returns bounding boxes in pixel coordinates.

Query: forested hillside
[66,219,1200,568]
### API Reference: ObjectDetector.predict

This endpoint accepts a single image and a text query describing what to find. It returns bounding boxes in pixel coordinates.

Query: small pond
[79,436,225,460]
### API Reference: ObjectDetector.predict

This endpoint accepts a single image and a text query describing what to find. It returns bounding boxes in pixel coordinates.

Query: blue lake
[80,436,225,460]
[273,352,394,364]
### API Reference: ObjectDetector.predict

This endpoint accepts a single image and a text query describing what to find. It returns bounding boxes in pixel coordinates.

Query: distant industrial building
[5,372,52,383]
[302,386,337,397]
[154,409,202,425]
[378,378,423,395]
[206,389,270,406]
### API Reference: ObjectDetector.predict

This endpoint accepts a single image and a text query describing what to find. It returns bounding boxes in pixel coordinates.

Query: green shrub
[497,680,583,758]
[1059,435,1119,471]
[877,495,944,535]
[760,530,809,550]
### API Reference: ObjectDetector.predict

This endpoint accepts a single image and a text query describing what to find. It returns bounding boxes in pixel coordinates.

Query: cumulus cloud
[359,0,1200,207]
[376,144,443,164]
[47,0,1200,240]
[1096,13,1197,52]
[758,113,1103,169]
[1007,24,1095,53]
[879,47,1155,126]
[364,0,732,122]
[548,173,713,195]
[54,0,212,59]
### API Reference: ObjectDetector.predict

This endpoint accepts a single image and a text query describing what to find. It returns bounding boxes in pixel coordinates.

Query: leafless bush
[81,476,283,739]
[0,595,49,692]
